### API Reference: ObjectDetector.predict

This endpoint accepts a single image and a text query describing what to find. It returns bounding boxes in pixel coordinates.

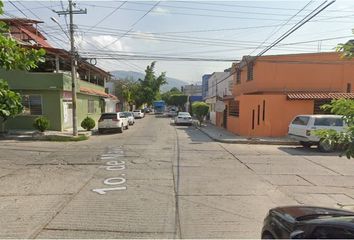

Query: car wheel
[318,139,335,152]
[118,125,123,133]
[300,141,312,148]
[126,124,129,130]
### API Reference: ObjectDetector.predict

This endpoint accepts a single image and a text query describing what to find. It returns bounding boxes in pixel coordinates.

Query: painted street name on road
[92,146,127,195]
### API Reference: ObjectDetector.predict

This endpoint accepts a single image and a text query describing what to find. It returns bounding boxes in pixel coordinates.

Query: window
[229,100,239,117]
[119,113,126,118]
[292,116,310,126]
[252,109,255,129]
[310,226,354,239]
[262,100,266,121]
[314,99,331,114]
[88,100,95,113]
[257,105,260,125]
[99,113,117,120]
[314,117,343,126]
[21,95,42,115]
[236,70,241,84]
[247,62,254,81]
[347,83,352,93]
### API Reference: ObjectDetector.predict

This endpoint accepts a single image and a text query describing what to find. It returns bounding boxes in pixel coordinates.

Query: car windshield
[99,113,117,120]
[3,1,354,239]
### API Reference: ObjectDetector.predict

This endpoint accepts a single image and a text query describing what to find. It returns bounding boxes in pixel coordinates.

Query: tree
[316,99,354,159]
[138,61,167,106]
[169,94,188,110]
[0,80,23,131]
[315,39,354,158]
[0,1,45,132]
[192,101,209,126]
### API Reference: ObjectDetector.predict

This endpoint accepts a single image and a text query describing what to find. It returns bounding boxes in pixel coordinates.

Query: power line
[257,0,336,57]
[249,0,314,55]
[86,1,126,32]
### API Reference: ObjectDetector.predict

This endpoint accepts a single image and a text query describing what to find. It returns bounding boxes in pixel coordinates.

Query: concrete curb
[196,126,299,145]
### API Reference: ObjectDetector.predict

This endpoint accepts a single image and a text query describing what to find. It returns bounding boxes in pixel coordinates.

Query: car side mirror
[290,230,305,239]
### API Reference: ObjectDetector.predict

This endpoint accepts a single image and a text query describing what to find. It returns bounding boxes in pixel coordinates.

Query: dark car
[262,206,354,239]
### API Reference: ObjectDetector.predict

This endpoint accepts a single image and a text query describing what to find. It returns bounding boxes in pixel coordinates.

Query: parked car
[175,112,193,126]
[262,206,354,239]
[124,112,135,125]
[167,108,178,117]
[288,115,346,152]
[133,109,145,119]
[98,112,129,134]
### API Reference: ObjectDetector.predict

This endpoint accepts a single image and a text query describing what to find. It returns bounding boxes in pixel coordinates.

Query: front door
[63,101,73,129]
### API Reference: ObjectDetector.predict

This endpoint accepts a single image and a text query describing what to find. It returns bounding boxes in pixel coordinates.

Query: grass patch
[42,134,89,142]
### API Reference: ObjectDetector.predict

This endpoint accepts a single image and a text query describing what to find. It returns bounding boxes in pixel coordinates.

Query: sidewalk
[0,129,92,141]
[196,123,298,145]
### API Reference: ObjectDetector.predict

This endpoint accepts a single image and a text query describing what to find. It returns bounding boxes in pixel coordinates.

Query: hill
[110,70,189,92]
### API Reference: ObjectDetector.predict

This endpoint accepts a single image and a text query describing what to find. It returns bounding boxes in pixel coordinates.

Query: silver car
[124,112,135,125]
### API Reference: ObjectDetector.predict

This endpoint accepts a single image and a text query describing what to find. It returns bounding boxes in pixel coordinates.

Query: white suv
[133,109,145,119]
[288,114,346,152]
[98,112,129,134]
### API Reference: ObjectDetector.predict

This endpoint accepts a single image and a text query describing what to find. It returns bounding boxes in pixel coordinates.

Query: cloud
[152,7,170,15]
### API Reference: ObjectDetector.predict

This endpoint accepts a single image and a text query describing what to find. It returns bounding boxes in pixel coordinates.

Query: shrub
[81,116,96,131]
[192,101,209,126]
[33,116,50,132]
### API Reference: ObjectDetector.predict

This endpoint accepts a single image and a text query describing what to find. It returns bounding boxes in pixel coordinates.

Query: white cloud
[152,7,170,15]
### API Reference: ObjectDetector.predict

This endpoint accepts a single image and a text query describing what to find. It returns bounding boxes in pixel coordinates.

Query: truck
[153,100,166,114]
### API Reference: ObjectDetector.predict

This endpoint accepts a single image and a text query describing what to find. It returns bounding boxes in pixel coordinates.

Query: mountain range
[110,70,189,92]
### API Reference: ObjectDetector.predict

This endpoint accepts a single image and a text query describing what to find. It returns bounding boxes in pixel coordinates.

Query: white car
[288,114,346,152]
[133,109,145,119]
[124,112,135,125]
[175,112,193,126]
[98,112,129,134]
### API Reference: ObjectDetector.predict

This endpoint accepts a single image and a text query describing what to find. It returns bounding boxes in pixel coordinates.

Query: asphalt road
[1,114,354,238]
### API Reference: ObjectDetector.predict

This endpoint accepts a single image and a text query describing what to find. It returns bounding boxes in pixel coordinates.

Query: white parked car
[124,112,135,125]
[133,109,145,119]
[288,114,346,152]
[175,112,193,126]
[98,112,129,134]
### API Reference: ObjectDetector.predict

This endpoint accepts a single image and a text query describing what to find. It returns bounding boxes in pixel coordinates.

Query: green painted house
[0,18,118,131]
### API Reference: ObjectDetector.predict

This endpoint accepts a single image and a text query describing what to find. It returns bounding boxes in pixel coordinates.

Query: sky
[3,0,354,84]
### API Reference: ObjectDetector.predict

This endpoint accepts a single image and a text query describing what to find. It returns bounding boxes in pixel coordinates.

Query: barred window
[236,70,241,84]
[21,95,42,115]
[247,62,254,81]
[88,100,95,113]
[229,100,239,117]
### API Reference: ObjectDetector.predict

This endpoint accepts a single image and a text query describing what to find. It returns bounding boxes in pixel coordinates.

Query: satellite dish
[90,58,97,65]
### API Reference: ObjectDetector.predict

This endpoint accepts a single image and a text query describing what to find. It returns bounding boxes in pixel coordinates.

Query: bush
[192,101,209,126]
[81,116,96,131]
[33,116,50,132]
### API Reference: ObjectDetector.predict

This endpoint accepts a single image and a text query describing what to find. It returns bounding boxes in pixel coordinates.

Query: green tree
[138,61,167,106]
[315,99,354,158]
[0,1,45,132]
[170,94,188,110]
[315,39,354,158]
[192,101,209,126]
[0,80,23,131]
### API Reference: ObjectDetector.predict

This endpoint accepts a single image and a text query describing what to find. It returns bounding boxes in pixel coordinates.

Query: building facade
[0,18,117,131]
[226,52,354,137]
[204,71,233,125]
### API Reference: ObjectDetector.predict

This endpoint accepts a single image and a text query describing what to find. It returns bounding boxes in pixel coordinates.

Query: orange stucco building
[221,52,354,137]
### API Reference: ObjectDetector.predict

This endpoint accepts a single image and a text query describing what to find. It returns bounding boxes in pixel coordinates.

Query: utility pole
[54,1,86,136]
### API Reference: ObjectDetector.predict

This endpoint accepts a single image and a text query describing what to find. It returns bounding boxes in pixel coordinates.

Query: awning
[287,92,354,100]
[80,86,118,100]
